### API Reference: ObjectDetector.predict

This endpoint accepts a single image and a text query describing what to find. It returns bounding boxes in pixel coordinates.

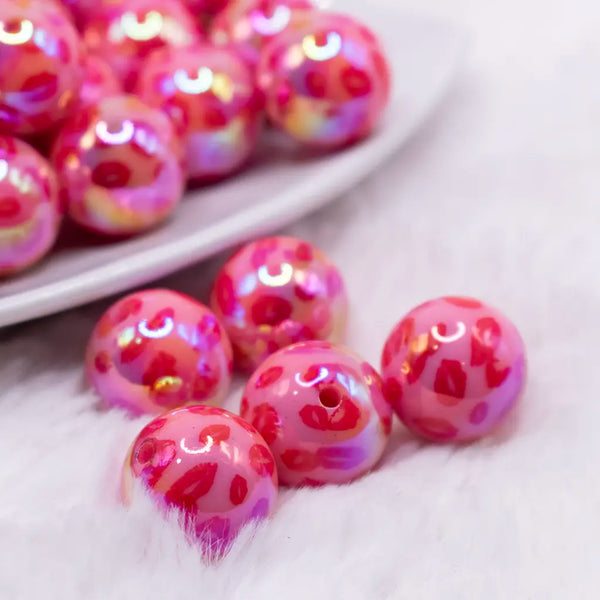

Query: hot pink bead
[240,341,392,486]
[122,405,278,556]
[257,11,391,149]
[82,0,202,91]
[210,236,348,372]
[86,289,233,416]
[211,0,313,69]
[79,54,122,109]
[136,44,262,183]
[0,0,84,136]
[51,94,184,236]
[0,136,61,276]
[381,297,527,443]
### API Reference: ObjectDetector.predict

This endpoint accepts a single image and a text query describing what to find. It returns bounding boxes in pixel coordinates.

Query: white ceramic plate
[0,3,466,327]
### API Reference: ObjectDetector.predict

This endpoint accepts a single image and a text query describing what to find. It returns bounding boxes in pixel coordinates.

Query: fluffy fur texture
[1,0,598,598]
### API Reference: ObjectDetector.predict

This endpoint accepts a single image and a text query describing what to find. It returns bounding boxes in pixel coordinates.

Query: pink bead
[182,0,231,17]
[257,11,391,149]
[82,0,202,91]
[79,54,122,109]
[381,297,527,443]
[0,0,84,136]
[86,289,233,416]
[136,44,262,183]
[122,405,278,557]
[211,0,313,69]
[51,94,184,236]
[0,136,61,276]
[210,236,348,372]
[240,341,392,486]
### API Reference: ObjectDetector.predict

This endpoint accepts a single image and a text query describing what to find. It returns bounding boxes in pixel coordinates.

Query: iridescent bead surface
[82,0,201,91]
[257,11,391,149]
[79,54,122,109]
[211,0,313,68]
[86,289,233,416]
[51,94,184,236]
[241,341,392,486]
[381,297,527,442]
[0,0,84,136]
[0,136,61,276]
[136,44,262,182]
[210,236,348,372]
[122,405,278,557]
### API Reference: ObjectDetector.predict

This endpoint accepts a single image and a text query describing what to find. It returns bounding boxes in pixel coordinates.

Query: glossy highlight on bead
[241,341,392,486]
[86,289,233,415]
[210,236,348,372]
[0,136,61,276]
[122,405,278,557]
[51,94,184,236]
[381,296,527,442]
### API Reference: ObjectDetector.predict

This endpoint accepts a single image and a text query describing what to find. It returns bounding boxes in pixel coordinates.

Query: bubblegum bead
[0,0,84,136]
[0,136,61,276]
[82,0,201,91]
[79,55,122,109]
[240,341,392,486]
[51,94,184,236]
[210,236,348,372]
[122,405,278,556]
[136,44,262,182]
[381,297,527,443]
[257,11,391,149]
[86,289,233,416]
[211,0,313,68]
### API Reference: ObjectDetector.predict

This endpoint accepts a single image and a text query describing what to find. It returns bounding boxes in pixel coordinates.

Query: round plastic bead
[51,94,184,236]
[0,0,84,136]
[86,289,233,415]
[240,341,392,486]
[0,136,61,276]
[210,236,348,372]
[79,54,122,109]
[211,0,313,68]
[82,0,201,91]
[381,296,527,443]
[256,11,391,149]
[136,44,262,182]
[122,405,278,556]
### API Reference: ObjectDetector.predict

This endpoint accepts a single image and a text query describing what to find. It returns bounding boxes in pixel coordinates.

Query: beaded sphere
[79,54,122,109]
[136,44,262,182]
[51,94,184,236]
[381,297,527,442]
[210,236,348,372]
[0,0,84,136]
[82,0,201,91]
[241,341,392,486]
[86,289,233,416]
[211,0,313,68]
[122,405,278,557]
[0,136,61,276]
[257,11,391,149]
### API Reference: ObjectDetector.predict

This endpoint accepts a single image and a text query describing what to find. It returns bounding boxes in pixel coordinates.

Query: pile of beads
[86,236,527,558]
[0,0,392,274]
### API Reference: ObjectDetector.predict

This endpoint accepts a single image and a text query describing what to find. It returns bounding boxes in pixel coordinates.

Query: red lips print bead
[82,0,201,91]
[0,136,61,276]
[51,94,184,236]
[136,44,262,182]
[240,341,392,486]
[381,297,527,442]
[210,236,348,372]
[122,405,278,557]
[86,289,233,416]
[0,0,84,136]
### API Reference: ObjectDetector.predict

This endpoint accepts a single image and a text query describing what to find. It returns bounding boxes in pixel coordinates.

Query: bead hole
[319,386,341,409]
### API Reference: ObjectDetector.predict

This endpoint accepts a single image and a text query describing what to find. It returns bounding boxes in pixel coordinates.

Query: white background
[1,0,598,598]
